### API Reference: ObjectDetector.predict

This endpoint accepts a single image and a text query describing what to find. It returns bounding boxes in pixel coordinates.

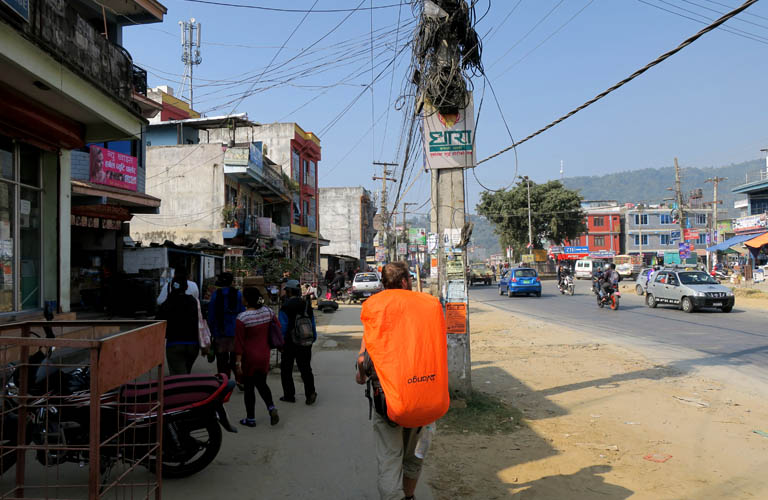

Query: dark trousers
[280,342,315,399]
[216,351,236,379]
[243,372,274,419]
[166,344,199,375]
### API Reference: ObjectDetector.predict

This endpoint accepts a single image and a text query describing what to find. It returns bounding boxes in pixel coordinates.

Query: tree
[476,180,585,253]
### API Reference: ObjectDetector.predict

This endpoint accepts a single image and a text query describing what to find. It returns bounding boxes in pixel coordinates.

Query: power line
[477,0,761,166]
[680,0,768,30]
[180,0,410,13]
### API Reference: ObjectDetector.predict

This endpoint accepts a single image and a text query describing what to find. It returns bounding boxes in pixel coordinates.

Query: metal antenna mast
[179,18,202,109]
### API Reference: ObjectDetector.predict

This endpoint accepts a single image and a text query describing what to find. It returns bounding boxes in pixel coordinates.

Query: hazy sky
[124,0,768,213]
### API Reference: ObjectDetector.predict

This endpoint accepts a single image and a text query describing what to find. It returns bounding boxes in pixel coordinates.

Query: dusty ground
[426,301,768,499]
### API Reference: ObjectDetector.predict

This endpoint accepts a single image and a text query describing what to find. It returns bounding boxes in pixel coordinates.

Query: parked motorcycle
[557,275,575,296]
[0,311,237,479]
[596,283,620,310]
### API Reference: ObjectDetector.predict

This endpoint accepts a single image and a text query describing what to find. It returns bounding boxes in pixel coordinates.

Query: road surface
[470,280,768,390]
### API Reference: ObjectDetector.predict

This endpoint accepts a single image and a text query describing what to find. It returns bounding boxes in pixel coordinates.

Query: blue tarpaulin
[705,233,761,253]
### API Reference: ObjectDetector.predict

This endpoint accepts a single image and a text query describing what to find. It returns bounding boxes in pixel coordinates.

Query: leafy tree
[476,180,585,252]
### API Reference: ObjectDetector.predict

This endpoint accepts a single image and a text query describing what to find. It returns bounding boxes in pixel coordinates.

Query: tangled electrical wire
[411,0,483,114]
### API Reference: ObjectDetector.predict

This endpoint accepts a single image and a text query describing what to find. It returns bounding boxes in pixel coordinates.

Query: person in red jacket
[234,287,279,427]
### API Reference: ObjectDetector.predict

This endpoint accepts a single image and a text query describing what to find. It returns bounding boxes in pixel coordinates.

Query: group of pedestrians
[157,268,317,428]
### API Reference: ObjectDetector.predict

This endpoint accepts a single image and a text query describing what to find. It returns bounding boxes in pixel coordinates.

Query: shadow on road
[509,465,633,499]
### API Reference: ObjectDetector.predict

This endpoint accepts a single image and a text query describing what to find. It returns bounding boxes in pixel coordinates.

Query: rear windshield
[515,269,537,277]
[354,274,379,282]
[678,272,717,285]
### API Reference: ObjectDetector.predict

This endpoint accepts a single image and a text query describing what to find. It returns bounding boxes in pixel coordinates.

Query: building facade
[732,163,768,236]
[318,187,376,272]
[624,206,710,260]
[0,0,165,316]
[569,202,623,257]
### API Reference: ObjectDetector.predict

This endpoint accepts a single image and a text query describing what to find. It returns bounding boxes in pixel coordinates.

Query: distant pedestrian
[235,287,280,427]
[157,274,200,375]
[208,272,245,379]
[278,280,317,405]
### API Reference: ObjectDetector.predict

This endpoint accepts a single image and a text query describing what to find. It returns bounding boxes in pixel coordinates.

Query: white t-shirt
[157,280,200,305]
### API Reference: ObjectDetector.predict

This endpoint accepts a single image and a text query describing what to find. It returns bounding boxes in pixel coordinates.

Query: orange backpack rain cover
[360,289,449,428]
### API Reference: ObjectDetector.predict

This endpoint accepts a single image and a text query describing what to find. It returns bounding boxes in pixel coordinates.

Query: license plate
[713,302,722,306]
[364,292,371,297]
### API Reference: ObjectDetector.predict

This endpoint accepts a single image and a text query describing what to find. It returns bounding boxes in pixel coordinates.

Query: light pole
[518,176,533,254]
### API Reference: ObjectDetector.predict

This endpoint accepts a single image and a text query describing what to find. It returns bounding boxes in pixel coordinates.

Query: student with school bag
[356,262,449,500]
[278,280,318,405]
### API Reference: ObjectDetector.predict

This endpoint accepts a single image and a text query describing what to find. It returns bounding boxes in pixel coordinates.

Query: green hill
[562,159,761,215]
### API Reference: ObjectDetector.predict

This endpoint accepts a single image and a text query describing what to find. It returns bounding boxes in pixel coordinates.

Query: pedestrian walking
[156,267,199,306]
[207,272,245,379]
[278,279,317,405]
[356,262,449,500]
[157,274,200,375]
[235,287,280,427]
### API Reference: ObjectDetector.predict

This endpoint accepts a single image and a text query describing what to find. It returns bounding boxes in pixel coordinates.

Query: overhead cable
[477,0,760,166]
[180,0,411,13]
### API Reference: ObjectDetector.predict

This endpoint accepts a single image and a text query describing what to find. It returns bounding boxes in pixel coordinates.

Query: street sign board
[670,230,681,242]
[423,93,476,169]
[564,246,589,254]
[683,228,699,241]
[679,242,691,259]
[397,243,408,255]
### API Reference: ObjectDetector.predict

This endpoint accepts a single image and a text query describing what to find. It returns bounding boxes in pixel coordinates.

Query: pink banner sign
[89,145,138,191]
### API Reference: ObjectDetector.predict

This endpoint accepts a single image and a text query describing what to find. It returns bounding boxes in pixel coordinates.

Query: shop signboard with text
[1,0,29,22]
[734,213,767,234]
[683,228,699,241]
[89,145,137,191]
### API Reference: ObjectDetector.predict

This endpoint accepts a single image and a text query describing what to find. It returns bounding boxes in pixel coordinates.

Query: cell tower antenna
[560,160,564,180]
[179,18,202,109]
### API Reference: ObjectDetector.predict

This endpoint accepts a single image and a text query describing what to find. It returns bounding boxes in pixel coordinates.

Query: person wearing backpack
[207,272,245,379]
[356,261,449,500]
[278,280,317,405]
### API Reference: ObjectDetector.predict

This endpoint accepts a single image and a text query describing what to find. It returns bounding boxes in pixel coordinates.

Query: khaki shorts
[373,413,423,500]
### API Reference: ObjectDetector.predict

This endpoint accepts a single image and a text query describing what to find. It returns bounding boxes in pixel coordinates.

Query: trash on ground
[752,430,768,438]
[673,395,710,408]
[643,453,673,463]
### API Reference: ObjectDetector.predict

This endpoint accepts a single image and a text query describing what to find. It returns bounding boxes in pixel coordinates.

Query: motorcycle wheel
[568,285,574,296]
[160,419,222,478]
[611,296,619,310]
[597,295,604,308]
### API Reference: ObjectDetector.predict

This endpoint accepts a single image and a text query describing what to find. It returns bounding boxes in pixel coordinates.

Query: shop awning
[745,232,768,249]
[72,180,161,214]
[705,233,758,253]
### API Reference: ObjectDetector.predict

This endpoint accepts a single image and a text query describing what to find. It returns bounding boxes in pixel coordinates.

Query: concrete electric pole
[373,162,398,261]
[704,176,727,270]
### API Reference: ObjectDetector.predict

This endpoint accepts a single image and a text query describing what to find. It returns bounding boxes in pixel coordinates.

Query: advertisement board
[423,93,476,170]
[89,145,137,191]
[408,227,427,245]
[375,247,387,262]
[397,243,408,256]
[683,228,699,241]
[445,303,467,334]
[734,213,767,234]
[533,249,547,262]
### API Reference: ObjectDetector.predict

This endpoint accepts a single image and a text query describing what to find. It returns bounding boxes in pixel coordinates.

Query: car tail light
[535,277,540,282]
[510,278,517,282]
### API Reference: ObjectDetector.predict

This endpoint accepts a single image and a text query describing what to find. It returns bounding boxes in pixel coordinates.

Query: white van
[574,259,598,279]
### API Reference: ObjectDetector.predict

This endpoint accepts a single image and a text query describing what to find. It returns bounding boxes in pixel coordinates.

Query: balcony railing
[744,169,768,184]
[18,0,138,106]
[132,64,148,96]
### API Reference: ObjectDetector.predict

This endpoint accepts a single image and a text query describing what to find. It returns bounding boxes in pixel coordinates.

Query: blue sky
[124,0,768,214]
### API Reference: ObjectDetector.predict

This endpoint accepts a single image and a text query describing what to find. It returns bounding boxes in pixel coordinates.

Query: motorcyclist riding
[557,264,571,290]
[600,263,620,299]
[592,266,605,295]
[330,270,346,298]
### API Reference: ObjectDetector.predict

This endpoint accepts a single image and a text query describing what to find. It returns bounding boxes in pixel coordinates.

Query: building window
[292,193,301,225]
[593,235,605,246]
[697,234,707,244]
[660,214,672,224]
[750,199,768,215]
[633,234,648,246]
[593,216,604,227]
[303,160,310,186]
[291,150,300,183]
[661,234,671,245]
[695,213,707,225]
[0,138,42,312]
[634,214,648,225]
[302,199,309,226]
[308,160,316,187]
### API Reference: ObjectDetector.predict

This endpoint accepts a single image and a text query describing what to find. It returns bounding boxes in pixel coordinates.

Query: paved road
[470,280,768,388]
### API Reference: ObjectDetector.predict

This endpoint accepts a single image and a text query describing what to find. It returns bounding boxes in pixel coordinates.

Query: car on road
[469,263,493,286]
[349,272,383,301]
[574,259,599,280]
[499,267,541,297]
[645,268,735,313]
[634,267,657,295]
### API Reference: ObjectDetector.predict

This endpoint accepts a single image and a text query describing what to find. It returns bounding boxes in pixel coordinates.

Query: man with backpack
[278,280,317,405]
[207,272,245,379]
[356,262,449,500]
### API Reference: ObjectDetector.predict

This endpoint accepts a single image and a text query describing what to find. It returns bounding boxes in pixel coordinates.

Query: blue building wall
[146,124,199,147]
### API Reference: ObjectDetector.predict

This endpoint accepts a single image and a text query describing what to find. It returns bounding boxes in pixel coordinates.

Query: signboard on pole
[375,247,387,262]
[683,228,699,241]
[445,303,467,334]
[397,243,408,256]
[408,227,427,245]
[423,93,476,169]
[679,242,691,259]
[427,233,438,254]
[670,230,681,242]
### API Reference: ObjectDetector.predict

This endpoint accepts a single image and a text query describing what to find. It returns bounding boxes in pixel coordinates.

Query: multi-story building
[318,187,376,273]
[731,162,768,236]
[0,0,165,316]
[569,201,623,257]
[624,205,710,262]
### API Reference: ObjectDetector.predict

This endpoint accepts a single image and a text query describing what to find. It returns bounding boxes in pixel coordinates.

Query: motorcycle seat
[119,374,228,415]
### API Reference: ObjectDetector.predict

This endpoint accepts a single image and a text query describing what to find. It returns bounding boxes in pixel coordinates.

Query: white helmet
[604,264,611,271]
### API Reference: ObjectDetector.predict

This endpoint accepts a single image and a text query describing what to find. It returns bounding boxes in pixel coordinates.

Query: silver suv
[645,269,734,313]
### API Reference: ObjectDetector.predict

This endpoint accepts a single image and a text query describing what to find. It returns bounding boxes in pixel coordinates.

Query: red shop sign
[89,145,138,191]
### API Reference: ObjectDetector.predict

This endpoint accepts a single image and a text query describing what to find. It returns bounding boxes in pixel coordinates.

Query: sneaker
[269,408,280,426]
[279,396,296,403]
[239,418,256,428]
[306,392,317,406]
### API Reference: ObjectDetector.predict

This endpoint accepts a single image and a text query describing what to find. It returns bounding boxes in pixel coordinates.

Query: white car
[350,272,383,300]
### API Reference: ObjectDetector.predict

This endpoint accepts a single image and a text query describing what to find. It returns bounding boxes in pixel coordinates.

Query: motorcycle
[557,275,575,296]
[597,283,620,310]
[0,308,238,479]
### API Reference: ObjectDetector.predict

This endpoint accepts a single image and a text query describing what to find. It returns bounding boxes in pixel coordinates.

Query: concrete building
[731,161,768,236]
[0,0,165,317]
[132,116,293,255]
[624,205,710,262]
[569,201,623,258]
[318,187,376,272]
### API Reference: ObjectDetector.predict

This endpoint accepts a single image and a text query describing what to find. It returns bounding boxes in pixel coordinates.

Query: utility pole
[674,157,686,237]
[373,162,397,262]
[523,176,533,254]
[704,176,727,270]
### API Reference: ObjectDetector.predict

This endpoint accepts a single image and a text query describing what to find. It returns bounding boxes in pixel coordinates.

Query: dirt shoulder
[426,301,768,499]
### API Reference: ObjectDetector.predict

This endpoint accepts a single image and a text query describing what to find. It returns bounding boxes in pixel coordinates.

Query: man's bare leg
[403,477,418,497]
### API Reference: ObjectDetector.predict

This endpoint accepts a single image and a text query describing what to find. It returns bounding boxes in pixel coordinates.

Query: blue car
[499,268,542,297]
